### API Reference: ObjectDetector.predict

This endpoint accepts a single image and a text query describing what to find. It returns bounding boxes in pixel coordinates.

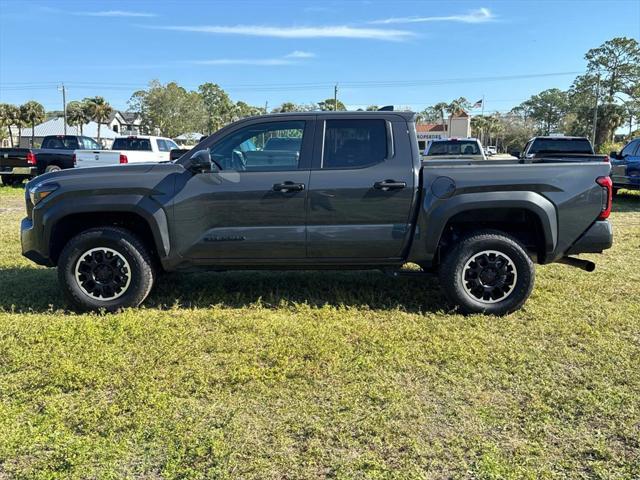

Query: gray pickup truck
[21,112,613,315]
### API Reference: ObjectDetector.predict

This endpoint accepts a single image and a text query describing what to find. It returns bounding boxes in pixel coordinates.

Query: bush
[597,140,624,155]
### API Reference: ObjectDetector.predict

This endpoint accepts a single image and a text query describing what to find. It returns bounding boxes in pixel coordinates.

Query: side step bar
[558,256,596,272]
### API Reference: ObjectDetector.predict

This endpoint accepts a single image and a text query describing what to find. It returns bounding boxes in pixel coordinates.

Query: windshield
[112,138,152,151]
[529,138,593,155]
[427,140,481,156]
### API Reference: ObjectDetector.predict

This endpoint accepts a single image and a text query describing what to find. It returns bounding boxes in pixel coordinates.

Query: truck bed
[415,158,611,265]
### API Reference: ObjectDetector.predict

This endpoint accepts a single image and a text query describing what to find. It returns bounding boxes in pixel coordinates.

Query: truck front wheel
[57,227,155,312]
[439,230,535,315]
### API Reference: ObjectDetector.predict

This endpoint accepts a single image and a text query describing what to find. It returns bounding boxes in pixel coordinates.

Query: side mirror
[189,149,217,173]
[609,151,619,160]
[509,150,520,158]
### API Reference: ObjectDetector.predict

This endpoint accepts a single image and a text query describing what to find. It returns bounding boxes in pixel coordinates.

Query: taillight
[26,151,36,165]
[72,153,76,166]
[603,155,609,163]
[596,176,612,220]
[119,154,128,164]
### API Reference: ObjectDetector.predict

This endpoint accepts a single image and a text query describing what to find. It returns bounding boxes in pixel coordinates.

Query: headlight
[29,183,59,205]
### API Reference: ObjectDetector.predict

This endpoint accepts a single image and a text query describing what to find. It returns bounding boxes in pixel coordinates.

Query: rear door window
[157,139,170,152]
[322,119,387,168]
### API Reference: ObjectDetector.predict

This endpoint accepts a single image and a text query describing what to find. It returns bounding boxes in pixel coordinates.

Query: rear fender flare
[423,191,557,262]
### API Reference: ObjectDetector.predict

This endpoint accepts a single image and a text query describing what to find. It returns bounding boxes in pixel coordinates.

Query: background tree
[446,97,470,135]
[318,98,346,111]
[20,101,45,147]
[198,83,234,134]
[432,102,449,132]
[517,89,568,135]
[416,106,441,123]
[129,81,206,138]
[273,102,298,113]
[366,105,379,111]
[84,96,113,143]
[66,100,91,135]
[0,103,17,147]
[471,115,488,144]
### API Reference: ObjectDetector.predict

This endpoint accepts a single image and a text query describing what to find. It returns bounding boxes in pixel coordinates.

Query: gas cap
[431,176,456,199]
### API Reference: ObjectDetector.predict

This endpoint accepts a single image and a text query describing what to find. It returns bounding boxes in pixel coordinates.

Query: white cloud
[285,50,316,58]
[370,8,494,25]
[190,58,295,66]
[147,24,414,41]
[76,10,157,17]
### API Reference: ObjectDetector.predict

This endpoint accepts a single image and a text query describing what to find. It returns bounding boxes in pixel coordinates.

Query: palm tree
[0,103,15,147]
[66,100,91,135]
[20,101,45,147]
[432,102,448,136]
[471,115,488,144]
[84,96,113,143]
[446,97,470,137]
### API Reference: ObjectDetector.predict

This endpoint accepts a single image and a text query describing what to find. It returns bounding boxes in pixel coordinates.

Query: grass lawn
[0,184,639,479]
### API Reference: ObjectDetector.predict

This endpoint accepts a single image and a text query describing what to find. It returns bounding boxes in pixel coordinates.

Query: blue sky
[0,0,639,114]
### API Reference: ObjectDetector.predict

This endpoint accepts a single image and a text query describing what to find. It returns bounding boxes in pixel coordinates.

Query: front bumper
[21,217,52,266]
[566,220,613,255]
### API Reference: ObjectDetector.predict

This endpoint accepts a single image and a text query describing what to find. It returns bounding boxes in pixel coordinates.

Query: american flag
[473,99,483,108]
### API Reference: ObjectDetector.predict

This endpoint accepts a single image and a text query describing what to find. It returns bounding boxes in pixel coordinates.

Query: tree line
[0,97,113,147]
[1,37,637,152]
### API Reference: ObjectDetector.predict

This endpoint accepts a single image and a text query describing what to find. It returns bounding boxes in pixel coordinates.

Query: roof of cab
[247,111,417,121]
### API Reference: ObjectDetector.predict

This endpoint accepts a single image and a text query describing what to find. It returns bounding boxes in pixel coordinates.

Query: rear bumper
[0,166,37,176]
[566,220,613,255]
[21,217,53,266]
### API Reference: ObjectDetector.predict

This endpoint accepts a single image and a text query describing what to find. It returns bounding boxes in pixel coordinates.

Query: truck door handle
[273,181,305,193]
[374,180,406,191]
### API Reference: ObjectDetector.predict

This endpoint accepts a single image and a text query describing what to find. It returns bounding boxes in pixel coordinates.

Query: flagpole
[481,94,485,117]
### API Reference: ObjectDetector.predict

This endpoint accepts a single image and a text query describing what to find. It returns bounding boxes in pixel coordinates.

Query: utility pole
[334,84,338,111]
[58,83,67,135]
[591,73,600,146]
[264,100,268,114]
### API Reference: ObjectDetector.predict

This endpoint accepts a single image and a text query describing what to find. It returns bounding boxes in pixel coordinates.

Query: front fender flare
[40,194,170,259]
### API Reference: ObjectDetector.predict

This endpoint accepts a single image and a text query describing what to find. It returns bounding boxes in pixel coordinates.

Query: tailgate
[0,148,31,168]
[74,150,120,168]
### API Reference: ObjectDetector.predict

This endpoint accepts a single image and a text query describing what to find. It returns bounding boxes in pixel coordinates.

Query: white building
[415,111,472,152]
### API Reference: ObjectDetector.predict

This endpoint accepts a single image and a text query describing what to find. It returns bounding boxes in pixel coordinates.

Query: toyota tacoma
[21,112,614,315]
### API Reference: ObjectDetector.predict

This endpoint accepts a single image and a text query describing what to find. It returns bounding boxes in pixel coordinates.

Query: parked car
[510,136,607,161]
[485,145,497,156]
[423,138,487,160]
[0,135,101,185]
[21,111,613,315]
[610,138,640,193]
[74,135,179,168]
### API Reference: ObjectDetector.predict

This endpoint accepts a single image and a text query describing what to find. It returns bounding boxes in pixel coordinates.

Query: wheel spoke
[74,247,132,301]
[462,250,518,304]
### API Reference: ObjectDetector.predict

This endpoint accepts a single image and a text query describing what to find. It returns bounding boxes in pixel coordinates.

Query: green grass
[1,187,639,479]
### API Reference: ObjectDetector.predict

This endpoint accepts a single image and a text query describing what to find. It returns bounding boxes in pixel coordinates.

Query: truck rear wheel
[57,227,155,312]
[45,164,62,173]
[439,230,535,315]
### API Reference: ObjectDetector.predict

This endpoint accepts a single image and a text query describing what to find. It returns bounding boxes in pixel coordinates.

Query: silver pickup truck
[21,111,613,315]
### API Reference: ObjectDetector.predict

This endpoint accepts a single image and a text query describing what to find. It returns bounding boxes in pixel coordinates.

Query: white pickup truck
[74,136,179,168]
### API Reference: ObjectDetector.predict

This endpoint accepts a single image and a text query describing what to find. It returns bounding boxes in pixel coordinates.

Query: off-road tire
[439,230,535,315]
[57,227,155,312]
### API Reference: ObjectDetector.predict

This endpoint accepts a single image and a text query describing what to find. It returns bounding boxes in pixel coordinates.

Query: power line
[0,70,585,93]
